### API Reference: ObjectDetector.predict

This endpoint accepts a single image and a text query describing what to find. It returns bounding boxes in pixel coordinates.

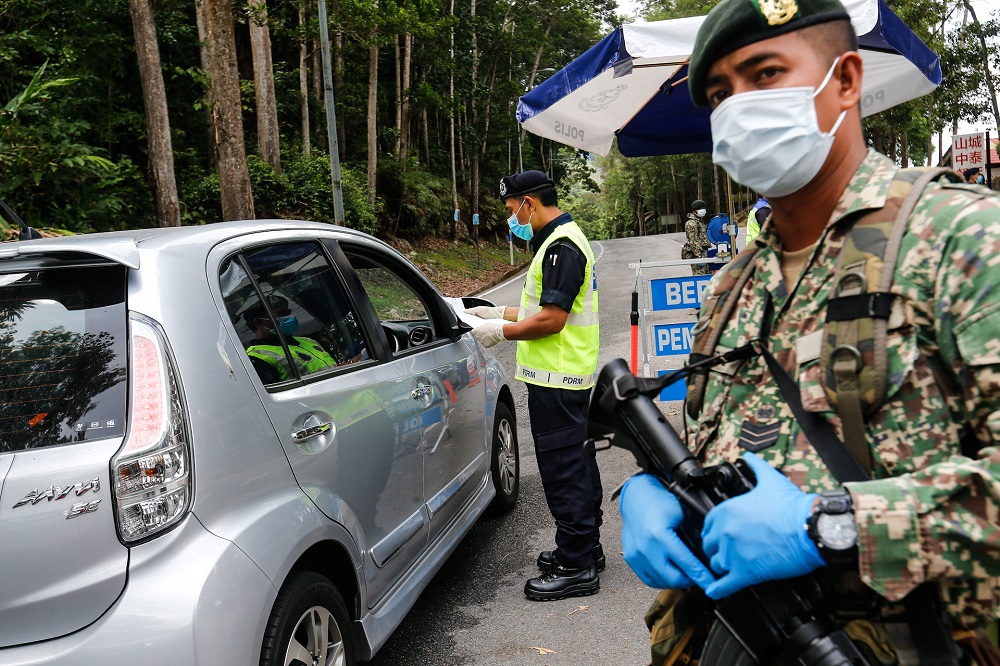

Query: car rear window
[0,266,128,452]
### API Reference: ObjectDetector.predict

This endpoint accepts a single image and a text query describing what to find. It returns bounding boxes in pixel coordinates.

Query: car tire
[486,402,519,516]
[260,571,357,666]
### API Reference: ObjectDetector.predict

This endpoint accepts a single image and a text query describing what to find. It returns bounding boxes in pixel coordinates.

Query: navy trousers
[527,384,603,570]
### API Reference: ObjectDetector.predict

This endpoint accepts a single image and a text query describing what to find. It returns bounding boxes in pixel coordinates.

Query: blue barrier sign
[454,208,461,222]
[654,322,696,356]
[472,213,480,226]
[657,370,687,402]
[650,276,712,311]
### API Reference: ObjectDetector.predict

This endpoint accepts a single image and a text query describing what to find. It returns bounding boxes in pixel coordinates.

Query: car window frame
[331,239,463,361]
[219,239,389,393]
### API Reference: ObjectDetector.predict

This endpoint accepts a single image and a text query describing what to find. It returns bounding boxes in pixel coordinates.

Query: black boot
[536,543,605,573]
[524,564,599,601]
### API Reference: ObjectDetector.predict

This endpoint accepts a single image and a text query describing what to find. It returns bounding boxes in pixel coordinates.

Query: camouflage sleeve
[685,218,700,247]
[698,222,712,252]
[845,192,1000,604]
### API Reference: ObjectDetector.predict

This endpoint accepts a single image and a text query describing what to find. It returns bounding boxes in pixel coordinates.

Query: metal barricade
[628,257,721,401]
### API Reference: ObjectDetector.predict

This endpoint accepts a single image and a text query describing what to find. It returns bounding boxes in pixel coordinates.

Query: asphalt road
[368,233,697,666]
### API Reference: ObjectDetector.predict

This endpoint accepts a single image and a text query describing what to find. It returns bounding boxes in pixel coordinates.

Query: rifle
[588,357,873,665]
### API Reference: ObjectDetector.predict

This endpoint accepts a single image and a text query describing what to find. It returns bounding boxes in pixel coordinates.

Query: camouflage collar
[827,149,898,229]
[753,149,897,252]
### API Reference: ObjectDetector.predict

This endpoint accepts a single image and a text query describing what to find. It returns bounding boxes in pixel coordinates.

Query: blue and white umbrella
[517,0,941,157]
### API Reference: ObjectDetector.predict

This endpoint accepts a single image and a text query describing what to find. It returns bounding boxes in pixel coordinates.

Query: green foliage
[376,159,453,236]
[0,61,151,231]
[179,151,381,232]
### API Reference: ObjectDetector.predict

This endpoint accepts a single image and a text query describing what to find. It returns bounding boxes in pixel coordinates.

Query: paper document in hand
[444,297,506,330]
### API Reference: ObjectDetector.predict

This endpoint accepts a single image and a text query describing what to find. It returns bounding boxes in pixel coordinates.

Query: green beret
[692,200,707,209]
[689,0,851,107]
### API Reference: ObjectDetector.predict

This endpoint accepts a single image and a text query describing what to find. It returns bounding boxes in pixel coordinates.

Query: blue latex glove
[702,452,824,600]
[620,474,717,591]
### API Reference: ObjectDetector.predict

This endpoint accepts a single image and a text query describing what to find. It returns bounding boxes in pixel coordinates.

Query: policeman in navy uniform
[467,170,604,601]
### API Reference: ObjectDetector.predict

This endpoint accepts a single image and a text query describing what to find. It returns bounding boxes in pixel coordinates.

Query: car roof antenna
[0,199,43,240]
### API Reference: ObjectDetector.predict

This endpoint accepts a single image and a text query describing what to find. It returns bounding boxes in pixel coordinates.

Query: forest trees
[3,0,994,239]
[0,0,611,235]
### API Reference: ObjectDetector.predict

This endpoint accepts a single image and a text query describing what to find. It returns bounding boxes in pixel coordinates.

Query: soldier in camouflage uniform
[618,0,1000,663]
[681,199,712,276]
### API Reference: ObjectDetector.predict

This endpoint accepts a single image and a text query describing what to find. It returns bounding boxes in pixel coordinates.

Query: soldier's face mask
[696,208,707,217]
[710,56,847,198]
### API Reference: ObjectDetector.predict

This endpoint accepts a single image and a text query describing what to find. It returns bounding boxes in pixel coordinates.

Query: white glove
[464,305,506,320]
[472,321,507,348]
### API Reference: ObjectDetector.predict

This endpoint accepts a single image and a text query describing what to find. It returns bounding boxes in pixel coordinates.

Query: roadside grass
[392,237,532,297]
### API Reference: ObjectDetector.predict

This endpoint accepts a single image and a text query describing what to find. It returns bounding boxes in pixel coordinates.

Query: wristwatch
[806,488,858,564]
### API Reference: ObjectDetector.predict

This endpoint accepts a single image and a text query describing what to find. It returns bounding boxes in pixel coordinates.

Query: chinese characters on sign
[952,132,987,172]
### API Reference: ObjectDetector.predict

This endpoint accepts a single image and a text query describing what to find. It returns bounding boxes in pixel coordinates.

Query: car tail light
[112,314,193,543]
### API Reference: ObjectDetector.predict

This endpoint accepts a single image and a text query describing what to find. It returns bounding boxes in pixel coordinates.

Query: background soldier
[618,0,1000,663]
[467,170,604,602]
[681,199,712,275]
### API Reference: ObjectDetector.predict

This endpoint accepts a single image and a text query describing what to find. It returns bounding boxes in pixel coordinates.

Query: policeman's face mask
[710,55,847,198]
[507,198,535,241]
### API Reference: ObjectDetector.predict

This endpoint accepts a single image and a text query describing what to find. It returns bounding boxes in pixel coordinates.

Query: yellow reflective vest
[515,221,599,390]
[247,336,336,381]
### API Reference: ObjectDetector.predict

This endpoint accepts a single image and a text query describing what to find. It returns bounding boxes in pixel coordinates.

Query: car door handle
[292,421,333,443]
[410,386,432,400]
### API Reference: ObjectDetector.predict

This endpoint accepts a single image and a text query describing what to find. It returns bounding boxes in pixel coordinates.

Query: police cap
[498,170,555,200]
[689,0,851,108]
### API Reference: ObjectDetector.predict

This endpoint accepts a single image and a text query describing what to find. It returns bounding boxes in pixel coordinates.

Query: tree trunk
[334,30,345,158]
[194,0,216,168]
[298,5,310,156]
[518,19,554,150]
[312,38,322,102]
[901,130,908,168]
[367,42,378,206]
[449,0,458,237]
[422,107,430,166]
[394,35,402,158]
[470,0,479,226]
[400,32,412,166]
[203,0,254,220]
[128,0,180,227]
[713,164,720,214]
[248,0,280,173]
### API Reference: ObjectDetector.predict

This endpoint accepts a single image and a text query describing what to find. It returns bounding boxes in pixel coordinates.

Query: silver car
[0,220,520,664]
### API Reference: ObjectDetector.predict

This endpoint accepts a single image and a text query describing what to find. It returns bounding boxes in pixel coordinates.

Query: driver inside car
[244,295,340,383]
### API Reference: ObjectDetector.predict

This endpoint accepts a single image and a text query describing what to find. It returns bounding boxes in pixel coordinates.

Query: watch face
[817,512,858,551]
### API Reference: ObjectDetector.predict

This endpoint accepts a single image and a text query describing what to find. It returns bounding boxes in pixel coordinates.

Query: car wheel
[260,571,356,666]
[486,402,519,516]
